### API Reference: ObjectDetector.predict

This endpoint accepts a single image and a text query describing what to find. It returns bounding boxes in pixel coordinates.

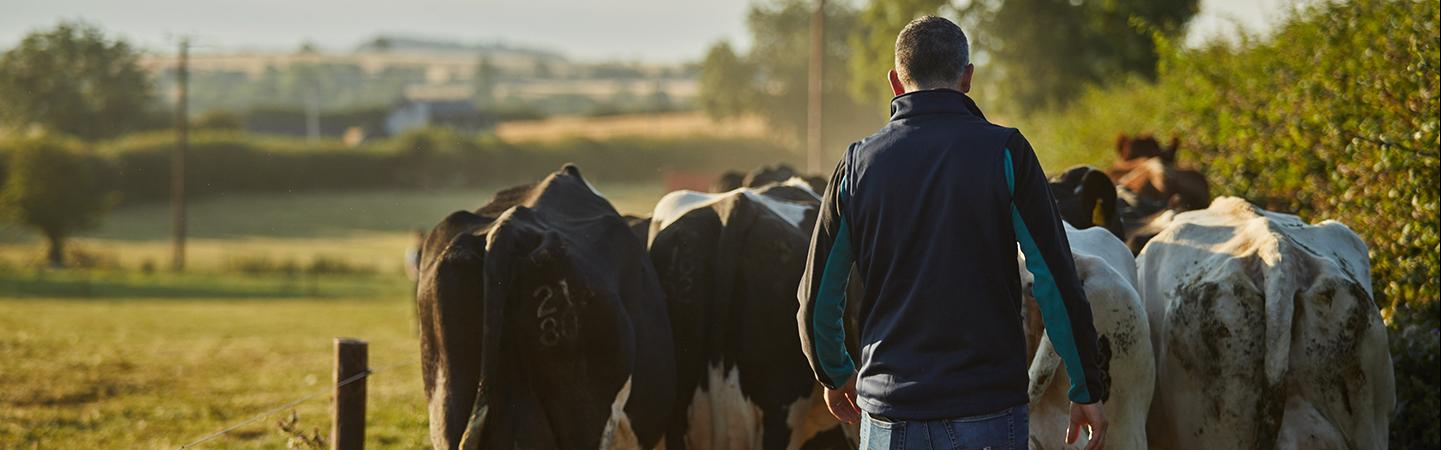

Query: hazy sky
[1,0,1292,62]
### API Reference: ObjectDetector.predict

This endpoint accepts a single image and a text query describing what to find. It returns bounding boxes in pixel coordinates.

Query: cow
[1137,197,1395,450]
[713,165,828,194]
[1114,191,1176,255]
[646,178,851,450]
[1021,223,1154,450]
[624,215,653,242]
[713,171,747,192]
[1108,134,1210,212]
[1047,165,1175,255]
[1048,165,1124,239]
[740,164,802,190]
[417,165,676,450]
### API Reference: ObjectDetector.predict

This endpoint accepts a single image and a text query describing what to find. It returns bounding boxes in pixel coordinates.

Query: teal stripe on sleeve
[810,174,856,387]
[1005,149,1094,403]
[811,218,857,385]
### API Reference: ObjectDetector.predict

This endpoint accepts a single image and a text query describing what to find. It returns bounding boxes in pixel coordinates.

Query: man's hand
[1067,402,1108,450]
[824,376,861,424]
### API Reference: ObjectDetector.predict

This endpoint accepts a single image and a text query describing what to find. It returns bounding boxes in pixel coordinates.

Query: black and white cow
[1048,165,1179,255]
[713,165,828,195]
[646,179,852,450]
[417,165,676,450]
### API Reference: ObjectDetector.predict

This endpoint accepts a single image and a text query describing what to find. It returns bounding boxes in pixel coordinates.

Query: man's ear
[889,69,905,96]
[959,64,974,93]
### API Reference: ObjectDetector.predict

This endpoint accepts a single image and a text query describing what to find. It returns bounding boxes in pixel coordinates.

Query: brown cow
[1108,134,1210,211]
[1108,134,1211,254]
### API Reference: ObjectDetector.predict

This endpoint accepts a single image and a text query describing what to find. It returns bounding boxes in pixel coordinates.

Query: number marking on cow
[535,280,581,347]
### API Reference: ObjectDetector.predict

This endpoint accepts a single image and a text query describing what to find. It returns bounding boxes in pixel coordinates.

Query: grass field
[0,181,667,448]
[0,296,426,449]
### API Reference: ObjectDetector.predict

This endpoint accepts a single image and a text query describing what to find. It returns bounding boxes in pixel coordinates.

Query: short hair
[894,16,970,89]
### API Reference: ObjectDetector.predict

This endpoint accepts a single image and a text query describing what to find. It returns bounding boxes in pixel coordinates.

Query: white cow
[1138,197,1394,450]
[1022,224,1155,450]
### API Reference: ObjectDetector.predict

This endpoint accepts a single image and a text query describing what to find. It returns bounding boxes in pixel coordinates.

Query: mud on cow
[417,165,676,450]
[646,179,851,450]
[1021,224,1154,450]
[1138,197,1395,450]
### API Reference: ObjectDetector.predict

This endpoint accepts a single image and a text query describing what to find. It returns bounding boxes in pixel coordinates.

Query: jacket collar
[889,89,988,122]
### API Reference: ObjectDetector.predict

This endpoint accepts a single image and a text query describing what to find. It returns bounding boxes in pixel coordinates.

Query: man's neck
[904,86,965,95]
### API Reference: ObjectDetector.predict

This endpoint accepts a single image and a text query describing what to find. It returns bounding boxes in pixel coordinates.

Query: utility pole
[306,91,320,141]
[172,37,189,272]
[806,0,826,174]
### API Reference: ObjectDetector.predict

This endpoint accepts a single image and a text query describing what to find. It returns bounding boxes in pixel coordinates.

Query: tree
[697,41,755,120]
[532,59,554,79]
[847,0,952,107]
[473,56,500,107]
[0,21,153,141]
[0,135,116,267]
[697,0,885,156]
[961,0,1199,111]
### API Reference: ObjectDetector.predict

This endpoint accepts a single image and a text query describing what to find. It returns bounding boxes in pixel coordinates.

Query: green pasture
[0,296,425,449]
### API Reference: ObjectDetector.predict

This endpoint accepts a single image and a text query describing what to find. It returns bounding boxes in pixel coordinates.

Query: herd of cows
[413,134,1395,450]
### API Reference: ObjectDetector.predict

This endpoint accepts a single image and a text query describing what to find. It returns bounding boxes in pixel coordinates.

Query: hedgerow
[87,128,796,204]
[1024,0,1436,445]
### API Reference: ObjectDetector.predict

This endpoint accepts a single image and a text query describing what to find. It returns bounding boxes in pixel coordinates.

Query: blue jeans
[859,405,1028,450]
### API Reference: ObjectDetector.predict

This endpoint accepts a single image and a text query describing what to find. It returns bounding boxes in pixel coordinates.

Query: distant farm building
[385,84,497,136]
[385,99,496,136]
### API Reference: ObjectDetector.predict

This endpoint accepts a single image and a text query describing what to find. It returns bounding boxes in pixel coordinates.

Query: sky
[1,0,1293,63]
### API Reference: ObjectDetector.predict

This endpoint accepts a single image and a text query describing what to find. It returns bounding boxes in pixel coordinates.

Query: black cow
[417,165,676,450]
[645,180,850,450]
[624,215,653,242]
[1113,188,1176,254]
[1048,165,1123,239]
[712,171,746,192]
[1048,165,1180,254]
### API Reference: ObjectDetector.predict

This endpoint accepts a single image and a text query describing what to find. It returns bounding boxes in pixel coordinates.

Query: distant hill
[356,35,565,61]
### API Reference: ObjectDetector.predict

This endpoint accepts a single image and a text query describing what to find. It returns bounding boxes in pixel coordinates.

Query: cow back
[1137,197,1393,450]
[648,187,847,450]
[418,165,676,450]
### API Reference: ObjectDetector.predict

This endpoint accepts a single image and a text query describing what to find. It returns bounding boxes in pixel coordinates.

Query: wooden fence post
[331,337,367,450]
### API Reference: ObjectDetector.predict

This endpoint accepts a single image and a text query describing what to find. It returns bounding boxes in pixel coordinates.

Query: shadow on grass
[0,271,413,300]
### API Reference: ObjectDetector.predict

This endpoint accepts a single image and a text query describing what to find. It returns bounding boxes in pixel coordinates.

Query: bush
[305,255,373,276]
[224,255,300,277]
[1162,0,1437,313]
[100,130,396,202]
[1025,0,1438,311]
[1016,78,1175,170]
[1025,1,1436,446]
[1389,301,1440,449]
[0,134,118,266]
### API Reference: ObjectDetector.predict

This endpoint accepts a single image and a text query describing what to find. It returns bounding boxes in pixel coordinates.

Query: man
[796,16,1109,450]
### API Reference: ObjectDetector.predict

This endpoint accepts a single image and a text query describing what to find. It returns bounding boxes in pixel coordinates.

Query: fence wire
[175,360,413,449]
